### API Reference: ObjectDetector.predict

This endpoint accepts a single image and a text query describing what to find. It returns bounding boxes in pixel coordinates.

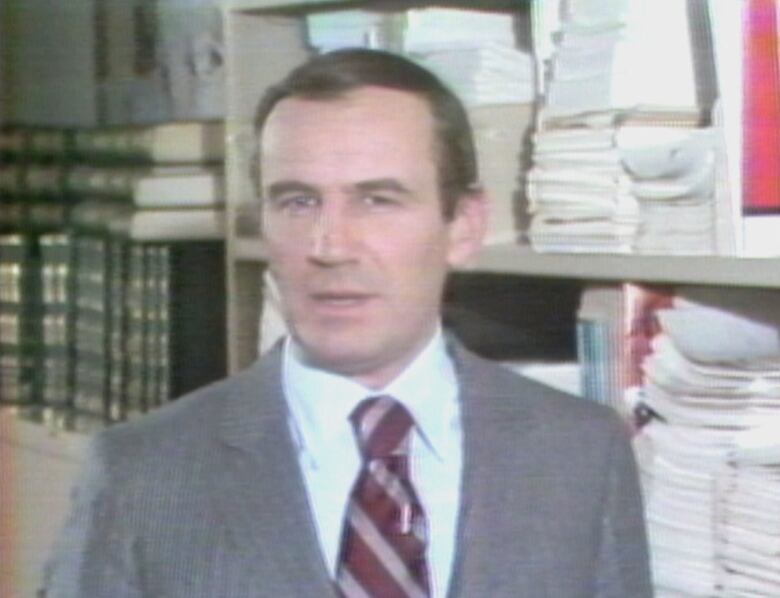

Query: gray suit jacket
[43,340,652,597]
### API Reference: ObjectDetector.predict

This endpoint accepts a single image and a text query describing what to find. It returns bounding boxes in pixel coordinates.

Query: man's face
[260,86,486,388]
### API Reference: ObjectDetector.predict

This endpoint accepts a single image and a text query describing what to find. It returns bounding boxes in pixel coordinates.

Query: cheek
[380,233,450,300]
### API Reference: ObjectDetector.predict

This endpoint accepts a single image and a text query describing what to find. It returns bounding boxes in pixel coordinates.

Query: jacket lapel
[447,342,552,598]
[209,346,336,597]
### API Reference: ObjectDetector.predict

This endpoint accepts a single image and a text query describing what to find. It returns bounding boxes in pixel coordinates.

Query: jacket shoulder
[457,345,626,435]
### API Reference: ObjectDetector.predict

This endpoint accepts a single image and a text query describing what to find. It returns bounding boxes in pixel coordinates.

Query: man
[43,49,652,597]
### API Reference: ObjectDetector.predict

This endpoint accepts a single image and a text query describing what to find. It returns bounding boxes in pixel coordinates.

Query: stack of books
[635,287,780,596]
[528,0,724,254]
[0,127,73,405]
[305,7,536,244]
[0,122,227,422]
[65,121,226,421]
[0,234,38,404]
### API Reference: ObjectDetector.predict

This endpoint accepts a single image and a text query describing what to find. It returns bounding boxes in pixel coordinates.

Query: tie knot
[350,395,414,461]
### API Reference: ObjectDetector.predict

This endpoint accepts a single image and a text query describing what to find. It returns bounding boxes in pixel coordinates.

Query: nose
[308,201,358,265]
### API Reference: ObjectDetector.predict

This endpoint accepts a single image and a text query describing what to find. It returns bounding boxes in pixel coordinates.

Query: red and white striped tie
[335,395,430,598]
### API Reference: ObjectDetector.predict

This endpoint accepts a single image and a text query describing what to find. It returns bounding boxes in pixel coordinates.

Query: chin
[294,325,373,370]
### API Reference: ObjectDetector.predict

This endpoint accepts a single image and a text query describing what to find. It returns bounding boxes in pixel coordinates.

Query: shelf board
[228,0,521,15]
[229,239,780,288]
[471,244,780,288]
[232,238,780,288]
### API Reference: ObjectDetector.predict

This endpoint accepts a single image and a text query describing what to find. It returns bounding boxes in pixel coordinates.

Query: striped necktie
[335,395,431,598]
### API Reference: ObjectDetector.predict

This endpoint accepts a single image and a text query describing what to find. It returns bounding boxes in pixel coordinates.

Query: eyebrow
[265,178,413,199]
[264,180,319,200]
[353,178,413,196]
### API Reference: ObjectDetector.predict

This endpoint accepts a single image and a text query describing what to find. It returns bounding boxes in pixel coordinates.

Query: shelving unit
[222,0,780,372]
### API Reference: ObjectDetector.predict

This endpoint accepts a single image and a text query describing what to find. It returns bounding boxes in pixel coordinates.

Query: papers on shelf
[414,44,535,107]
[528,0,727,255]
[635,291,780,597]
[543,0,698,119]
[401,8,517,53]
[305,10,387,51]
[527,125,719,254]
[305,8,535,107]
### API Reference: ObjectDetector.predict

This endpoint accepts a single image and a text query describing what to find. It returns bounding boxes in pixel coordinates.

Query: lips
[311,291,374,303]
[308,291,377,311]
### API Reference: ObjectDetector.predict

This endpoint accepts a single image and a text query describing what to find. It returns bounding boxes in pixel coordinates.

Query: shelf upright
[223,0,311,371]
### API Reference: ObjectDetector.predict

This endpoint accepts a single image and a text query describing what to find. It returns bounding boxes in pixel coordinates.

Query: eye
[361,194,400,208]
[273,194,320,215]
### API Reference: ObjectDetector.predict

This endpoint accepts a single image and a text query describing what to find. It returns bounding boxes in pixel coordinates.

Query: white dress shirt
[282,328,462,597]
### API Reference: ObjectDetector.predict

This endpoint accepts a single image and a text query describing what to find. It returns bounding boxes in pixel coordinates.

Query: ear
[446,188,488,268]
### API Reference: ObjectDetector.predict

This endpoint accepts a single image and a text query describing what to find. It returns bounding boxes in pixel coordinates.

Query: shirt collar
[283,326,459,466]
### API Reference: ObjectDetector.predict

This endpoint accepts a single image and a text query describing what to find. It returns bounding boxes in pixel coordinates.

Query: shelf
[228,239,780,288]
[472,244,780,288]
[228,0,521,15]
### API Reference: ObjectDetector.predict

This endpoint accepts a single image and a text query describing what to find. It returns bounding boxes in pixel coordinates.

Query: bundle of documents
[634,289,780,597]
[306,10,389,51]
[403,9,533,108]
[529,0,723,254]
[543,0,699,120]
[528,125,717,253]
[415,43,535,107]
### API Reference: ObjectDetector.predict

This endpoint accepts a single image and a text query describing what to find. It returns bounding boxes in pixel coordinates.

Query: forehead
[259,87,437,185]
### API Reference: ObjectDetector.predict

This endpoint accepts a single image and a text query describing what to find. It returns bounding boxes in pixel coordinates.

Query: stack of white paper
[527,125,717,253]
[401,8,516,53]
[306,11,388,52]
[529,0,720,254]
[544,0,697,120]
[414,44,535,107]
[404,9,533,107]
[635,292,780,597]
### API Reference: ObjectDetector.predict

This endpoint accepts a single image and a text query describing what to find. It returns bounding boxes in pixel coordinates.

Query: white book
[110,208,225,241]
[134,170,223,208]
[74,121,224,163]
[67,166,223,207]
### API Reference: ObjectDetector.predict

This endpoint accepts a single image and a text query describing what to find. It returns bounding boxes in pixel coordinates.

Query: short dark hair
[252,48,479,220]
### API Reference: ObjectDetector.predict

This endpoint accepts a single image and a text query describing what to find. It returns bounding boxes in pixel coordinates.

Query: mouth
[308,291,377,311]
